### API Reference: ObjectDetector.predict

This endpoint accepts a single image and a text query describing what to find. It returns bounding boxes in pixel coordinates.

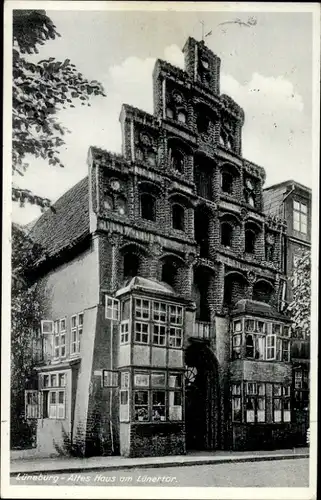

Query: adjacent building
[263,181,311,444]
[24,37,300,457]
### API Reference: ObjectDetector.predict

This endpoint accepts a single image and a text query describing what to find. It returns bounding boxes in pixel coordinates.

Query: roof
[231,299,291,322]
[263,179,312,194]
[115,276,175,297]
[28,176,90,257]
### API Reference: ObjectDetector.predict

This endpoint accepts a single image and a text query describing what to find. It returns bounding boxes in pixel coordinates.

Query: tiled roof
[231,299,291,322]
[28,176,90,257]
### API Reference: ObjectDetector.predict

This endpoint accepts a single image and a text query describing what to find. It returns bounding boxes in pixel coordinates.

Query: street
[11,458,309,487]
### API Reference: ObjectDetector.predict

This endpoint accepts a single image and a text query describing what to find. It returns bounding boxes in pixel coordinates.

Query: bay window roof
[231,299,291,322]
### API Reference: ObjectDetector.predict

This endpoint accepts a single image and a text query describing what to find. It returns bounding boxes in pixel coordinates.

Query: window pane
[121,372,130,389]
[301,203,307,213]
[59,374,65,387]
[134,373,149,387]
[51,375,57,387]
[151,372,166,387]
[293,201,300,211]
[134,391,149,421]
[58,391,64,404]
[234,320,242,332]
[120,390,128,405]
[169,374,182,388]
[273,384,282,396]
[50,391,56,404]
[152,391,166,421]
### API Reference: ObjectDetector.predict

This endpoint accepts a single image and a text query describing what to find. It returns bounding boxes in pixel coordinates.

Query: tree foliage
[286,249,311,336]
[11,224,44,448]
[12,10,106,208]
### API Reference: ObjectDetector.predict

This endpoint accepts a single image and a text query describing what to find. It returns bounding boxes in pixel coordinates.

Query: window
[153,324,166,346]
[102,370,119,388]
[231,384,242,422]
[245,382,266,423]
[172,204,185,231]
[120,321,130,344]
[257,321,265,333]
[153,302,167,323]
[104,195,114,210]
[245,230,255,253]
[133,370,183,422]
[273,384,291,423]
[141,193,156,221]
[169,149,184,173]
[54,319,66,359]
[105,296,119,320]
[244,178,256,207]
[25,390,40,419]
[135,299,150,320]
[120,372,130,421]
[40,371,66,420]
[245,319,255,332]
[70,313,83,355]
[282,340,290,362]
[166,107,174,119]
[221,223,233,247]
[221,172,233,194]
[169,305,183,325]
[135,322,149,344]
[169,327,183,348]
[272,323,281,335]
[293,200,307,234]
[246,334,254,358]
[196,114,210,135]
[232,334,241,359]
[266,334,276,360]
[234,320,242,332]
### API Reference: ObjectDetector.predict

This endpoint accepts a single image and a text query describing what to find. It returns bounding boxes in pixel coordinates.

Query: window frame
[140,192,156,222]
[293,200,307,234]
[70,313,83,356]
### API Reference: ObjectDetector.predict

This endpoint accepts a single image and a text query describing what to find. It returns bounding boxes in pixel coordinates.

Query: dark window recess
[221,172,233,194]
[221,223,233,247]
[123,252,140,280]
[161,262,177,289]
[141,194,156,221]
[194,207,210,258]
[42,391,49,418]
[246,335,254,358]
[172,204,185,231]
[195,166,212,200]
[265,244,274,262]
[170,150,184,172]
[196,114,210,135]
[245,230,255,253]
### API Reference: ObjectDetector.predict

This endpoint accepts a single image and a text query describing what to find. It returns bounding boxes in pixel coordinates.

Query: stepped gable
[28,176,90,257]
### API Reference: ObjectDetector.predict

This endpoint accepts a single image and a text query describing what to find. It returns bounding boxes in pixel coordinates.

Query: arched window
[141,193,156,221]
[161,261,177,289]
[195,205,210,258]
[221,222,233,247]
[123,252,140,280]
[245,229,256,253]
[221,172,233,194]
[170,149,184,173]
[246,334,254,358]
[166,107,174,119]
[172,204,185,231]
[196,114,210,135]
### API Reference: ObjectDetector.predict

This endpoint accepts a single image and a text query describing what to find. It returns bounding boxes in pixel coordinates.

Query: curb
[10,453,309,476]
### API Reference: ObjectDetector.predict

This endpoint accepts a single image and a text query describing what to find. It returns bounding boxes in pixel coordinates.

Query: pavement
[10,447,309,476]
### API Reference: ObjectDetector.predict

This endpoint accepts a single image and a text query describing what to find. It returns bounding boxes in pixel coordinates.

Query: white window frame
[53,319,66,359]
[25,390,41,419]
[266,334,276,360]
[48,389,65,419]
[169,326,183,348]
[135,298,150,320]
[153,301,167,323]
[293,200,307,234]
[120,320,130,344]
[40,371,67,420]
[70,313,83,355]
[169,305,183,326]
[105,295,119,320]
[134,321,149,344]
[152,324,166,346]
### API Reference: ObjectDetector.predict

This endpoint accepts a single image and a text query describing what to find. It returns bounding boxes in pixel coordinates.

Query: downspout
[281,184,295,276]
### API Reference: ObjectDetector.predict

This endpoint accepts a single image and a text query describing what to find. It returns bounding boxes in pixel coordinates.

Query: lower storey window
[43,390,65,419]
[273,384,291,422]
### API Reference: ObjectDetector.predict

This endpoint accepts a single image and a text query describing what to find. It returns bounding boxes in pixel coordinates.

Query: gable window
[293,200,307,234]
[172,204,185,231]
[70,313,83,355]
[221,222,233,247]
[221,172,233,194]
[141,193,156,222]
[245,229,256,253]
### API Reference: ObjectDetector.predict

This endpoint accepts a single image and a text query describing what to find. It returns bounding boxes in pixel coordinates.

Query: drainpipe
[281,184,295,276]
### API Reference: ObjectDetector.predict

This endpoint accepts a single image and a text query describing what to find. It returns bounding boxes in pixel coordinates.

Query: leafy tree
[12,9,106,208]
[11,224,44,448]
[287,249,311,337]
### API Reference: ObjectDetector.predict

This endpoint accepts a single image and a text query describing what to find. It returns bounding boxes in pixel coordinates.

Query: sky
[11,6,315,225]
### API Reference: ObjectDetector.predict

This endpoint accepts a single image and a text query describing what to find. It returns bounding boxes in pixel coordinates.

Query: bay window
[133,370,183,422]
[245,382,266,423]
[273,384,291,423]
[135,322,149,343]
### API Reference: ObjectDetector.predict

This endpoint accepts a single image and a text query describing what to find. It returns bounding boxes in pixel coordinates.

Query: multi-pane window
[120,371,130,421]
[25,391,40,419]
[169,327,183,348]
[294,369,309,411]
[54,319,66,359]
[266,334,276,360]
[232,334,241,359]
[153,324,166,345]
[245,382,266,423]
[135,299,150,320]
[40,371,66,420]
[293,200,307,234]
[273,384,291,423]
[105,296,119,320]
[120,321,130,344]
[169,305,183,325]
[135,322,149,344]
[70,313,83,355]
[133,370,183,422]
[153,302,167,322]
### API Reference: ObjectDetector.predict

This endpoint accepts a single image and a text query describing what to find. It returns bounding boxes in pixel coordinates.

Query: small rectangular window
[169,305,183,326]
[135,322,149,344]
[245,319,255,332]
[266,334,276,360]
[151,372,166,387]
[257,321,265,333]
[169,327,182,348]
[120,321,130,344]
[134,391,149,421]
[135,299,150,320]
[105,296,119,320]
[102,370,119,388]
[152,324,166,346]
[152,391,166,421]
[233,320,242,332]
[153,302,167,322]
[134,372,150,387]
[121,372,130,389]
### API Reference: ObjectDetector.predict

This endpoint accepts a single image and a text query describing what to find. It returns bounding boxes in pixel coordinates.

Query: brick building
[24,37,298,457]
[263,181,311,443]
